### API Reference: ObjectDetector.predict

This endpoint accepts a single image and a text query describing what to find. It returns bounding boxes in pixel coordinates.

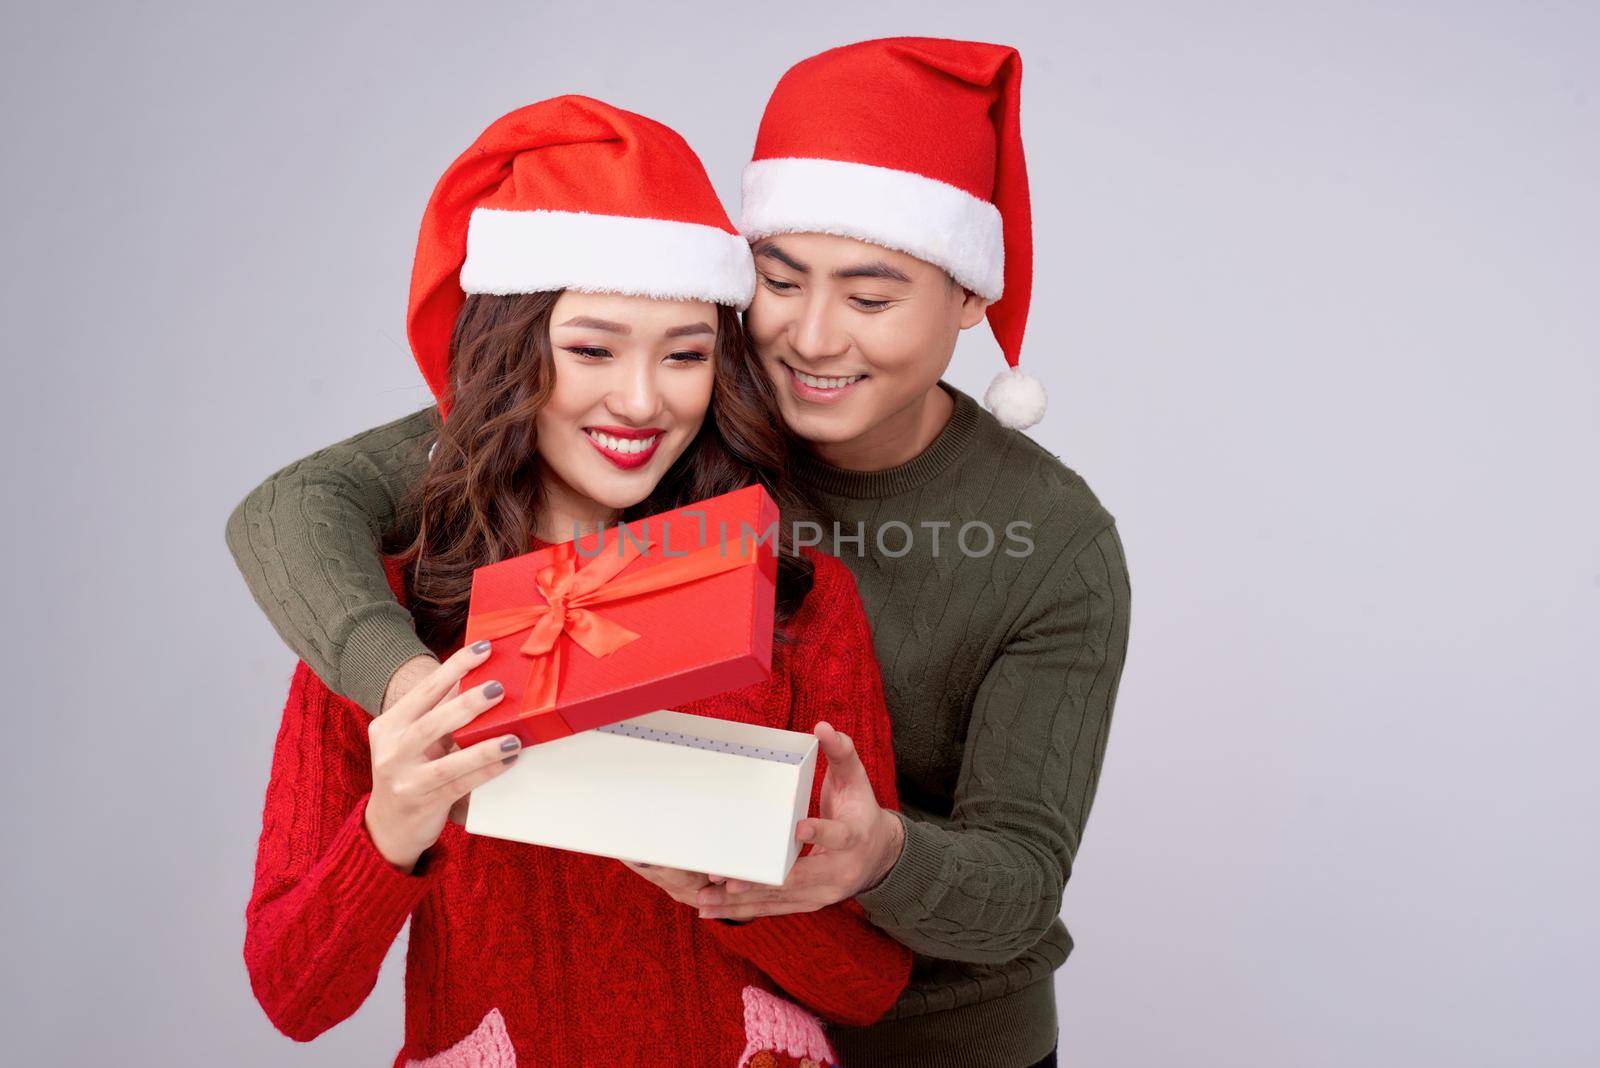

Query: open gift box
[465,708,819,886]
[453,484,813,883]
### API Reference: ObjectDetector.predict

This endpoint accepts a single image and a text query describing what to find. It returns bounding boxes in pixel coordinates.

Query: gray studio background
[2,1,1595,1065]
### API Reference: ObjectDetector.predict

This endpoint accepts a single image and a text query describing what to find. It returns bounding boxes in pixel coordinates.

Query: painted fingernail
[470,639,491,654]
[483,680,504,699]
[499,736,520,753]
[501,753,519,765]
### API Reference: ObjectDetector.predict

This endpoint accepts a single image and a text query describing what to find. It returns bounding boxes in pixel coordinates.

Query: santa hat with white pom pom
[740,36,1048,430]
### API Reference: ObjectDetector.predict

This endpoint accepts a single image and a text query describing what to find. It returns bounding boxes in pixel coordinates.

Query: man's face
[744,233,987,451]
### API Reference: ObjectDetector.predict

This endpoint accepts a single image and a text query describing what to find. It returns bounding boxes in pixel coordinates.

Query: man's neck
[808,382,955,472]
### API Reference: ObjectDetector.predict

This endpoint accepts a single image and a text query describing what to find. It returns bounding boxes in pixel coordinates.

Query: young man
[226,38,1130,1068]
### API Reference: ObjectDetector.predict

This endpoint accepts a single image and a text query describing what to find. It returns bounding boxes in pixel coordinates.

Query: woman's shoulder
[796,543,856,584]
[783,546,870,649]
[793,545,863,609]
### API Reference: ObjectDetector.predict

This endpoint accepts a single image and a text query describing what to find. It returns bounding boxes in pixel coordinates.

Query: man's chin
[779,405,869,448]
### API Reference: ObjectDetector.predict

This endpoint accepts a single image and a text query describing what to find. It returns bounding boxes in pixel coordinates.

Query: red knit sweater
[243,546,912,1066]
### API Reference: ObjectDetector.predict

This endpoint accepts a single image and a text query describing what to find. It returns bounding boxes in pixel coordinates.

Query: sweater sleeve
[224,408,440,716]
[243,660,442,1041]
[854,522,1132,963]
[706,551,913,1027]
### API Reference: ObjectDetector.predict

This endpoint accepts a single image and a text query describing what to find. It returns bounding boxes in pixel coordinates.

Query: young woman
[241,96,911,1067]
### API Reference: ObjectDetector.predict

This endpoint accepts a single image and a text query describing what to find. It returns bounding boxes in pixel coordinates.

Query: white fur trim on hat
[984,366,1047,430]
[740,157,1004,299]
[460,208,756,310]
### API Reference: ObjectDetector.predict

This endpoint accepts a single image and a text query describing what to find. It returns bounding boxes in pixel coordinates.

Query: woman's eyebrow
[665,322,715,338]
[557,316,629,333]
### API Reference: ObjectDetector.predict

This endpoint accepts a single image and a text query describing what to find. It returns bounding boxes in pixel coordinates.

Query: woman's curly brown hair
[384,291,820,658]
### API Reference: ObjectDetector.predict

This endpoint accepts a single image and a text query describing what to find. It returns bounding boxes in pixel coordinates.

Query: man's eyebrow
[557,316,630,334]
[832,261,912,283]
[754,241,808,273]
[665,322,715,339]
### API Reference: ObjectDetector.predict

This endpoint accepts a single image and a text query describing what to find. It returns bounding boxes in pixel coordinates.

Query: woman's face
[534,291,718,532]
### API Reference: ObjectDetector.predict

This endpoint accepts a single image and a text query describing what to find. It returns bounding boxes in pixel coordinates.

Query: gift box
[452,483,780,750]
[465,708,819,885]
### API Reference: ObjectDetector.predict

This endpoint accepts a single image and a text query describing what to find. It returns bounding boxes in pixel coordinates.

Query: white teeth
[585,430,660,455]
[791,367,865,390]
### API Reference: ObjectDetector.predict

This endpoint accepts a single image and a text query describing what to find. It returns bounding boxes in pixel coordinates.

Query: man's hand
[619,859,721,908]
[383,654,441,715]
[694,721,905,920]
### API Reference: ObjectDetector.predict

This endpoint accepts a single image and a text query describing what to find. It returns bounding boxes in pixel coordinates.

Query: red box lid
[452,483,779,749]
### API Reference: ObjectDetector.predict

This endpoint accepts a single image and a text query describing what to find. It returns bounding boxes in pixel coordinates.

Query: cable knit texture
[225,409,439,715]
[243,548,909,1066]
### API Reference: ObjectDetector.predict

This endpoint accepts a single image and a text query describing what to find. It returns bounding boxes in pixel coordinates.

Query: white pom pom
[983,366,1047,430]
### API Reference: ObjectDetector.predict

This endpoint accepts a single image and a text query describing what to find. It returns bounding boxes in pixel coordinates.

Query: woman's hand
[363,640,521,873]
[380,655,474,827]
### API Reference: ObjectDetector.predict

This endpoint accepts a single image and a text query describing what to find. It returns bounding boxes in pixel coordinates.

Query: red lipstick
[583,426,664,470]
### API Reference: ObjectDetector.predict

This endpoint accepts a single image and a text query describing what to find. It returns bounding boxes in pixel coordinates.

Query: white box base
[465,709,819,886]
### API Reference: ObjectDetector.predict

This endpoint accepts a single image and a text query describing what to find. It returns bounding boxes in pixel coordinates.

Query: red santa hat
[740,37,1046,430]
[408,95,754,421]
